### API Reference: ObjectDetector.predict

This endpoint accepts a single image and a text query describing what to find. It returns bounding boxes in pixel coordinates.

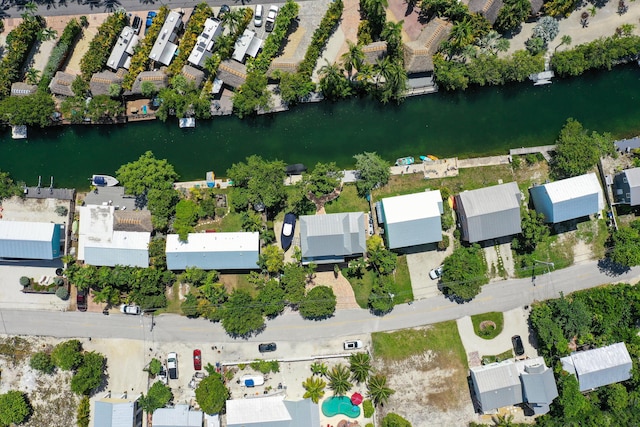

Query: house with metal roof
[561,342,632,392]
[380,190,443,249]
[226,397,320,427]
[107,26,139,70]
[187,18,223,68]
[0,221,61,260]
[300,212,366,265]
[614,167,640,206]
[149,10,183,65]
[165,232,260,271]
[516,357,558,415]
[78,206,151,268]
[455,182,522,243]
[153,404,203,427]
[94,397,143,427]
[232,29,263,63]
[530,173,604,223]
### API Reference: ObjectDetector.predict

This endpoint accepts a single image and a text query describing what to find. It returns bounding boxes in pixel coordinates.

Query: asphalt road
[1,259,638,344]
[1,0,305,19]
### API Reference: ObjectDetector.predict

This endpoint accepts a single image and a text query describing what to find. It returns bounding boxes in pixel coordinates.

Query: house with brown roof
[11,82,37,96]
[181,64,205,88]
[90,71,124,96]
[216,60,248,89]
[362,41,388,65]
[468,0,505,24]
[49,71,76,97]
[127,70,169,96]
[403,18,452,75]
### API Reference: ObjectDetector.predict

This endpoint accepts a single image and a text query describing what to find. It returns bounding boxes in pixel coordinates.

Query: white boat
[91,175,119,187]
[529,71,554,86]
[11,125,27,139]
[179,118,196,128]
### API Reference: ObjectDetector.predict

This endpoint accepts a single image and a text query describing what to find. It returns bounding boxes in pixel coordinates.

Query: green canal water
[3,64,640,188]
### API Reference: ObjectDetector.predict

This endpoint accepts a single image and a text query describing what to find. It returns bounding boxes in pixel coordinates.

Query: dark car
[77,289,87,312]
[217,4,230,18]
[512,335,525,356]
[259,342,277,352]
[193,349,202,371]
[131,15,142,34]
[281,213,296,251]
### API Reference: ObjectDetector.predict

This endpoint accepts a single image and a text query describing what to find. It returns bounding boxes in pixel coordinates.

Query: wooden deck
[509,145,556,162]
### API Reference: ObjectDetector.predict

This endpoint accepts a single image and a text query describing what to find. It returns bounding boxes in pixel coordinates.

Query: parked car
[265,5,278,32]
[281,213,296,251]
[131,15,142,34]
[120,304,141,315]
[218,4,230,19]
[157,364,168,384]
[167,352,178,379]
[145,11,157,34]
[429,265,443,280]
[343,340,363,350]
[258,342,277,352]
[193,349,202,370]
[76,289,87,312]
[254,4,263,27]
[512,335,525,356]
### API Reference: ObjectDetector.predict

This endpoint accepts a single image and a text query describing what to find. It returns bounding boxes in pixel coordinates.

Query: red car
[193,349,202,370]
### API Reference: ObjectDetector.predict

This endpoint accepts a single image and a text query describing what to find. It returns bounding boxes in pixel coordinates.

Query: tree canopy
[299,285,337,319]
[0,391,31,426]
[51,339,83,371]
[71,351,106,396]
[227,155,287,213]
[304,162,343,197]
[609,220,640,267]
[195,373,229,414]
[0,92,55,127]
[0,169,21,201]
[115,151,179,196]
[353,152,390,197]
[138,381,173,413]
[221,290,265,337]
[441,244,488,301]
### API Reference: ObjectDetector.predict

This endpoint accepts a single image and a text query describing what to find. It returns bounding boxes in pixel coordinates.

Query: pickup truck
[167,352,178,380]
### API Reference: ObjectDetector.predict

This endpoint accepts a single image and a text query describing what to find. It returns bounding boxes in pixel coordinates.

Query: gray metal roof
[300,213,366,263]
[456,182,522,242]
[94,400,136,427]
[561,342,632,391]
[153,405,203,427]
[83,187,140,211]
[470,361,522,412]
[283,399,320,427]
[623,168,640,206]
[517,358,558,408]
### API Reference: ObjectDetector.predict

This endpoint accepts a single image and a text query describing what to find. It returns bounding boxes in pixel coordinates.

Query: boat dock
[509,145,556,162]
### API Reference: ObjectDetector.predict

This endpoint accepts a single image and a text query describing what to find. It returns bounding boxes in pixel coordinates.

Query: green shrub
[437,234,450,251]
[52,339,83,371]
[363,399,374,417]
[0,16,44,99]
[56,287,69,300]
[297,0,343,80]
[30,351,54,374]
[19,276,30,287]
[38,18,82,91]
[80,11,128,83]
[76,396,90,427]
[167,3,213,76]
[148,358,162,376]
[54,277,65,286]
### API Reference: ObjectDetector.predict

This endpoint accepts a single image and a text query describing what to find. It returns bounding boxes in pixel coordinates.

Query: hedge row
[38,18,82,92]
[79,12,128,82]
[297,0,343,79]
[0,16,45,99]
[247,0,300,74]
[551,34,640,77]
[122,6,170,90]
[167,3,213,76]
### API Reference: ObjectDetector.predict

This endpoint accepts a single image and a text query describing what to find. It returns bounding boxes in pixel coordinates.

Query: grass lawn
[325,184,369,214]
[471,312,504,340]
[159,282,183,314]
[481,349,513,365]
[372,321,467,367]
[394,255,413,303]
[344,268,376,309]
[514,233,574,278]
[195,211,244,233]
[576,218,609,259]
[219,273,257,297]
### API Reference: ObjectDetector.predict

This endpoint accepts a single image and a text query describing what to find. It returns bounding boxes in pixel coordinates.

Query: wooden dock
[509,145,556,162]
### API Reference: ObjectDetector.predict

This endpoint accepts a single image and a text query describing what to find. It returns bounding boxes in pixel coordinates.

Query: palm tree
[367,373,394,406]
[302,376,326,403]
[381,21,403,57]
[310,362,328,376]
[349,352,372,383]
[373,56,391,87]
[327,364,352,396]
[319,61,352,100]
[38,27,58,42]
[492,414,515,426]
[223,9,244,34]
[25,68,40,85]
[341,41,365,80]
[448,17,475,52]
[555,34,572,52]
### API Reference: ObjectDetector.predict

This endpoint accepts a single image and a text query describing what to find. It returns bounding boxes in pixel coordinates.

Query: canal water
[3,64,640,188]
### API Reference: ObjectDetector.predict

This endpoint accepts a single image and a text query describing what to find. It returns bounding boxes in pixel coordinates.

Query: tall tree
[349,352,373,383]
[319,61,352,100]
[353,151,390,197]
[441,244,488,301]
[552,118,613,179]
[304,162,343,197]
[367,373,395,406]
[195,373,229,414]
[299,285,337,319]
[227,155,287,214]
[138,381,173,414]
[116,151,179,196]
[302,376,327,403]
[221,290,265,337]
[341,41,365,80]
[327,364,352,396]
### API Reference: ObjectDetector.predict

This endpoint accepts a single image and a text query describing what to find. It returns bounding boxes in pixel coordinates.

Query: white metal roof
[166,232,259,253]
[0,221,57,241]
[107,26,138,70]
[543,173,603,203]
[149,11,182,65]
[85,231,150,250]
[470,360,521,393]
[571,342,632,376]
[382,190,443,223]
[226,396,292,425]
[78,205,114,260]
[232,29,260,62]
[188,18,223,67]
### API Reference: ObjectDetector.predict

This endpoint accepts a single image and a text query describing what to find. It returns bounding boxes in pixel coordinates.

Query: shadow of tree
[102,0,120,12]
[597,258,631,276]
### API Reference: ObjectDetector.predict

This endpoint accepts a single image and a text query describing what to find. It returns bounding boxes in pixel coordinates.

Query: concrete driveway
[406,231,455,300]
[456,307,538,367]
[0,263,68,311]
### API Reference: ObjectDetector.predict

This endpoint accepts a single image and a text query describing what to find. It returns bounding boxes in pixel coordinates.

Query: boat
[281,213,296,251]
[179,118,196,128]
[427,154,439,161]
[419,155,432,162]
[395,156,415,166]
[529,70,554,86]
[90,175,119,187]
[11,125,27,139]
[285,164,307,175]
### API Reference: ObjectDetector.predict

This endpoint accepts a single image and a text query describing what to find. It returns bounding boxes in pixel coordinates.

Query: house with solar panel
[149,10,183,66]
[299,212,366,265]
[529,173,604,223]
[614,167,640,206]
[455,182,522,243]
[561,342,632,392]
[0,221,62,260]
[187,18,223,68]
[379,190,443,249]
[106,26,139,70]
[165,232,260,271]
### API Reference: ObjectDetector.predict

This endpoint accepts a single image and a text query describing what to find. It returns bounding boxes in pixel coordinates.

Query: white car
[429,266,443,280]
[120,304,141,315]
[254,4,263,27]
[167,352,178,380]
[265,5,278,32]
[343,340,363,350]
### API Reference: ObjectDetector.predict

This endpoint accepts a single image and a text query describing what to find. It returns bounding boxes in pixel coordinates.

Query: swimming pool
[321,396,361,418]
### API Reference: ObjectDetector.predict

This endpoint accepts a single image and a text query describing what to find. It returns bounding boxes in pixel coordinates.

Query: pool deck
[320,395,368,427]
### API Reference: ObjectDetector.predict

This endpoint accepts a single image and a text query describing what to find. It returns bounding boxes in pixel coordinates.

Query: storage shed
[165,232,259,271]
[530,173,604,223]
[381,190,443,249]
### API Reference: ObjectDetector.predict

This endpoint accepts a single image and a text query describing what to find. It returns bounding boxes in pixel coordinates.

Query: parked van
[254,5,263,27]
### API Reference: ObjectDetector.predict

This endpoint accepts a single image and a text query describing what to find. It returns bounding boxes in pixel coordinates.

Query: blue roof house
[0,221,61,259]
[166,232,260,271]
[380,190,443,249]
[530,173,604,224]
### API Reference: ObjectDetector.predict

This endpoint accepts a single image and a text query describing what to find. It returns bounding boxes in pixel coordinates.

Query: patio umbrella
[351,392,363,405]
